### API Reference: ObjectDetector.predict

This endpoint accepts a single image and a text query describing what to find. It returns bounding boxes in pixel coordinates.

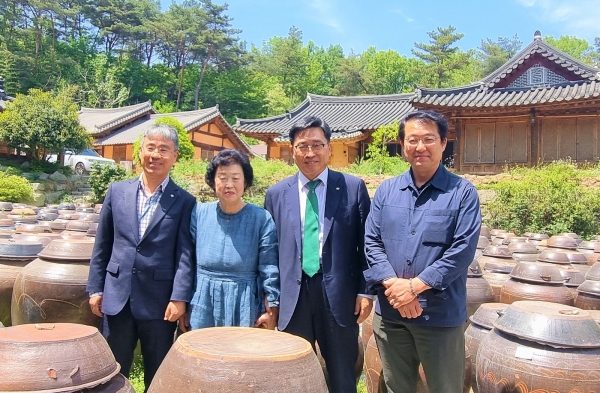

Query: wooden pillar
[454,119,462,172]
[530,109,539,167]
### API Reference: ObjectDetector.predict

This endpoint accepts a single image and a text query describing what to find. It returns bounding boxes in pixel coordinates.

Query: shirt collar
[399,164,450,192]
[298,167,328,189]
[138,175,170,195]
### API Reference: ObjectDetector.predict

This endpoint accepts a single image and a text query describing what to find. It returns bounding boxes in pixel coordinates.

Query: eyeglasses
[143,145,174,156]
[294,143,328,154]
[404,136,439,146]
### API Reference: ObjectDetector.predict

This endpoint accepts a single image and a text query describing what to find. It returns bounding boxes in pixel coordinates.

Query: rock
[37,173,49,181]
[44,191,64,204]
[55,183,66,191]
[31,183,45,191]
[20,172,35,181]
[49,171,68,181]
[31,192,46,207]
[20,161,30,170]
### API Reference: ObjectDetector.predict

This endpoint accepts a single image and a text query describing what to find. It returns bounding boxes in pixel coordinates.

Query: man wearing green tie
[265,116,373,393]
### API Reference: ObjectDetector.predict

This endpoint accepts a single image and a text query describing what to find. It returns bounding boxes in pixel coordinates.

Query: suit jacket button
[136,247,141,252]
[132,268,137,274]
[296,279,301,285]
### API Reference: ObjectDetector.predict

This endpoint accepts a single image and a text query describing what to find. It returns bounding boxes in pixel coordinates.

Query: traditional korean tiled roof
[94,106,253,155]
[414,80,600,108]
[414,35,600,109]
[234,93,415,142]
[79,101,156,135]
[482,37,599,88]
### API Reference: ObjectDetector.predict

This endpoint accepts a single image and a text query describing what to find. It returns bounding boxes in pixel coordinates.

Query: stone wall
[22,171,90,206]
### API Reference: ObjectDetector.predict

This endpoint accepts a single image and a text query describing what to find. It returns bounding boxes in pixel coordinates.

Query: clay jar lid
[77,213,100,223]
[477,236,489,249]
[0,219,14,227]
[58,213,80,220]
[547,235,578,250]
[558,265,586,287]
[58,202,76,210]
[38,238,95,261]
[528,233,550,241]
[494,301,600,348]
[576,280,600,296]
[87,223,98,237]
[578,241,599,251]
[15,223,53,234]
[586,262,600,281]
[0,202,13,211]
[558,232,580,240]
[482,259,516,274]
[502,236,529,245]
[11,233,62,246]
[37,212,59,221]
[60,230,90,240]
[65,220,92,232]
[507,242,538,254]
[509,261,565,284]
[490,229,507,237]
[480,225,491,239]
[0,239,44,260]
[9,208,36,216]
[561,250,591,265]
[482,245,512,258]
[0,323,120,392]
[588,310,600,324]
[77,207,96,213]
[467,259,483,277]
[469,303,507,330]
[537,249,571,265]
[47,221,67,231]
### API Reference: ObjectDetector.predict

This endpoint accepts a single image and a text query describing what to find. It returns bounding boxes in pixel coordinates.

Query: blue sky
[160,0,599,55]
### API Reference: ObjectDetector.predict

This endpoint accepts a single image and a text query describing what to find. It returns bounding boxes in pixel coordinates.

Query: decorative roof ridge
[307,92,415,103]
[481,37,599,87]
[149,106,219,122]
[235,95,312,125]
[415,83,484,96]
[86,101,156,133]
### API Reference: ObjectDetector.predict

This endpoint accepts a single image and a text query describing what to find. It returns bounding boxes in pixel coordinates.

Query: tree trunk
[194,44,213,110]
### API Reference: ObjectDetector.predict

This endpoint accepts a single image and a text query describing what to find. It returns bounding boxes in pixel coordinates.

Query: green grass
[129,355,145,393]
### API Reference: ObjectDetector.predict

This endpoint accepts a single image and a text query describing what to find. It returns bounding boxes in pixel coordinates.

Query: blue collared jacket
[364,165,481,327]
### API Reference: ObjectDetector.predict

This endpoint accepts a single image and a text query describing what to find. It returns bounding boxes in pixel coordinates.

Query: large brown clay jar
[477,301,600,393]
[10,239,99,327]
[466,261,494,321]
[464,303,507,393]
[575,280,600,310]
[362,305,375,345]
[365,334,386,393]
[148,327,328,393]
[83,374,136,393]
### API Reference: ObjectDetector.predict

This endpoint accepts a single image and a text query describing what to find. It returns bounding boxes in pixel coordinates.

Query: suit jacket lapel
[284,174,303,255]
[126,179,141,244]
[323,170,343,244]
[139,179,179,244]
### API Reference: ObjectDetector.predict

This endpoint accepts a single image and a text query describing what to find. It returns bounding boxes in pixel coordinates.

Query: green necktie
[303,179,320,276]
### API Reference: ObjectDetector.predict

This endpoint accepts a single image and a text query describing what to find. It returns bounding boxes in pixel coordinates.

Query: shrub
[481,161,600,238]
[344,156,410,176]
[133,117,195,166]
[0,173,33,202]
[88,162,132,203]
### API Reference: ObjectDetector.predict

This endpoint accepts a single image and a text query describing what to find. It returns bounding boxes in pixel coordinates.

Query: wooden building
[413,31,600,173]
[80,104,252,167]
[234,93,414,167]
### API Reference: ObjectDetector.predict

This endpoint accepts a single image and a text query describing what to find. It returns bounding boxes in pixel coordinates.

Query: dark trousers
[102,301,176,392]
[283,273,359,393]
[373,313,465,393]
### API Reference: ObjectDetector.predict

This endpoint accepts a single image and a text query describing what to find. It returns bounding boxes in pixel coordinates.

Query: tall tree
[478,35,522,77]
[545,35,593,64]
[412,25,470,88]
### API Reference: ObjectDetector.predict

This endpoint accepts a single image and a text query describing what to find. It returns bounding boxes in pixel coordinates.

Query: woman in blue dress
[187,149,279,330]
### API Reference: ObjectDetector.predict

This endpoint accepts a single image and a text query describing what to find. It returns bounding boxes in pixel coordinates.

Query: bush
[344,156,410,176]
[88,162,132,203]
[481,161,600,238]
[133,117,195,166]
[0,173,33,202]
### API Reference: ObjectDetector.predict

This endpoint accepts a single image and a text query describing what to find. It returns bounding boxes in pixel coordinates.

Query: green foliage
[366,121,401,175]
[0,89,92,160]
[345,156,410,176]
[133,117,195,166]
[88,162,131,203]
[482,161,600,239]
[478,35,523,77]
[239,134,260,146]
[0,172,33,203]
[545,36,594,64]
[28,160,71,175]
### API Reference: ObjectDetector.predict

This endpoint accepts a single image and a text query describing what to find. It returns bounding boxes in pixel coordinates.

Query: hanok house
[413,31,600,173]
[234,93,414,167]
[88,105,252,168]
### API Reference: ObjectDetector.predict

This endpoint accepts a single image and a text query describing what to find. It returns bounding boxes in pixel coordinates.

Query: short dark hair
[205,149,253,190]
[289,116,332,145]
[399,110,449,141]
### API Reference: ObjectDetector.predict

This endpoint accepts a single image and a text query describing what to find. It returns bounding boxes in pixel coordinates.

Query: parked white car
[47,148,116,175]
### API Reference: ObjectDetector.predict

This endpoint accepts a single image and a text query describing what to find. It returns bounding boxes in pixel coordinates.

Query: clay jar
[499,261,574,306]
[10,238,100,328]
[0,323,120,392]
[466,260,494,321]
[507,241,538,262]
[83,373,135,393]
[464,303,507,393]
[527,233,549,247]
[0,240,44,327]
[575,280,600,310]
[479,225,491,240]
[148,327,327,393]
[479,246,516,274]
[477,301,600,393]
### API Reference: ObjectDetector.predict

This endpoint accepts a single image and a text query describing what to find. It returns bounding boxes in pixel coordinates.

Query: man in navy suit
[87,124,196,391]
[265,116,372,393]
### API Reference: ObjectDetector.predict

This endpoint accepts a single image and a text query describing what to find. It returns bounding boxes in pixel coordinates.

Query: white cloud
[391,8,414,23]
[516,0,600,39]
[308,0,344,32]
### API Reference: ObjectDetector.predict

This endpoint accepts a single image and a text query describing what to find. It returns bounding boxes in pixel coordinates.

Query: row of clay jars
[575,262,600,310]
[479,245,516,302]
